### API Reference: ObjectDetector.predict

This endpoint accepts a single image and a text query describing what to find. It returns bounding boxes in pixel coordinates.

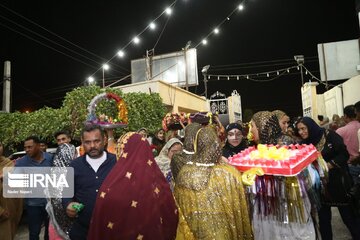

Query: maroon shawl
[88,133,178,240]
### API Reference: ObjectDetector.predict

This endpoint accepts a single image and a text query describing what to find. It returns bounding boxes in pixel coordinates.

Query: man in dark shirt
[63,125,116,240]
[15,136,53,240]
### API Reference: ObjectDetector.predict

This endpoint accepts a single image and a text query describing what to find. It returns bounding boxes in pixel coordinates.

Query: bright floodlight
[238,4,244,10]
[149,22,156,30]
[117,50,125,57]
[103,64,110,70]
[133,36,140,44]
[165,7,172,15]
[87,76,94,83]
[201,65,210,73]
[214,28,219,34]
[202,39,208,45]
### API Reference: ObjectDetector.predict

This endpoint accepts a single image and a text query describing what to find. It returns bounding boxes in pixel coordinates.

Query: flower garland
[86,92,128,128]
[162,112,188,131]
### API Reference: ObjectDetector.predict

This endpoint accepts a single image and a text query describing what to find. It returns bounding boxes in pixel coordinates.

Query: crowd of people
[1,101,360,240]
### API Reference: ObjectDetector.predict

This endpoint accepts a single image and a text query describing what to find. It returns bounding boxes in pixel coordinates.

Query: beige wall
[114,80,209,113]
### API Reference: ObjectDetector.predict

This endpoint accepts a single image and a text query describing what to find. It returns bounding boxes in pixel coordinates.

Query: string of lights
[193,0,248,48]
[87,0,252,86]
[86,0,179,85]
[206,66,299,82]
[205,64,325,84]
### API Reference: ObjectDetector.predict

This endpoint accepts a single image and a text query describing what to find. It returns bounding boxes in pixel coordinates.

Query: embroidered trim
[183,149,195,154]
[186,161,215,167]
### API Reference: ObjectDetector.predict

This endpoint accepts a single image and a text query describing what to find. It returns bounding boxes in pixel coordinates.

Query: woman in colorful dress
[248,111,316,240]
[174,126,253,240]
[88,132,178,240]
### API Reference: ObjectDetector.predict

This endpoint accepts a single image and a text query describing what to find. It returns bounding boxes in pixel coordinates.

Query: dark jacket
[321,130,352,205]
[62,152,116,240]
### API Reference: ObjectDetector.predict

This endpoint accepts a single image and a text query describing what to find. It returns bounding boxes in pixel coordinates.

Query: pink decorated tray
[228,144,319,176]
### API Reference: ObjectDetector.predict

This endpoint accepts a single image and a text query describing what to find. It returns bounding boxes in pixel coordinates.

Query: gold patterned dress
[175,127,253,240]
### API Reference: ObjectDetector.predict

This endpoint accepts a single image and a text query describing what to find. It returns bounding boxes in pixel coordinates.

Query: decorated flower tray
[228,144,319,176]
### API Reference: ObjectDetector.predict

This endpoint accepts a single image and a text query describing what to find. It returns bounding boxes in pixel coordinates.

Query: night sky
[0,0,359,119]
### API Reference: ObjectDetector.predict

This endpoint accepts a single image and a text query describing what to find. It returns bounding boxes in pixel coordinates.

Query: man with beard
[63,125,116,240]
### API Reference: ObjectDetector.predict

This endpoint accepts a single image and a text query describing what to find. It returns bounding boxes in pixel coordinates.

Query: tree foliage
[0,86,166,150]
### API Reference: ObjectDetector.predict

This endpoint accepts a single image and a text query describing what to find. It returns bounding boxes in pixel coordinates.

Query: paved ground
[14,207,352,240]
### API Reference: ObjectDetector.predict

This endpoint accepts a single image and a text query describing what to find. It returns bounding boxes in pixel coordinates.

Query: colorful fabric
[175,127,253,239]
[250,112,316,240]
[88,133,178,240]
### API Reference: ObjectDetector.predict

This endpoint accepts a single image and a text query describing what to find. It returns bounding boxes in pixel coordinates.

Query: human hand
[66,202,80,218]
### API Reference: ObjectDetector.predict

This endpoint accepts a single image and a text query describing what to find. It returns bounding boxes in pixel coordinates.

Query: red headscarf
[88,133,179,240]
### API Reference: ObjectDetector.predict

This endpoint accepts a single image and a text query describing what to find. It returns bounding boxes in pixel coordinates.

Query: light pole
[294,55,305,86]
[102,64,109,88]
[201,65,210,99]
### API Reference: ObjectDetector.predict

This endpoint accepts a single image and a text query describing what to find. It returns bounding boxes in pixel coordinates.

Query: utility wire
[88,0,179,78]
[12,80,58,107]
[194,0,247,48]
[0,2,130,73]
[0,22,99,70]
[0,14,128,75]
[152,0,178,50]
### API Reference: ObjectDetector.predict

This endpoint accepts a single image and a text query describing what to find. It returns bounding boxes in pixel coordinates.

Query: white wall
[323,85,344,118]
[318,39,360,81]
[342,75,360,106]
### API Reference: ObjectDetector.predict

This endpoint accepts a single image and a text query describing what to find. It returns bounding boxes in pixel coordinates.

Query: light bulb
[117,50,125,58]
[133,37,140,44]
[149,22,156,30]
[165,7,172,15]
[88,76,94,83]
[103,64,109,70]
